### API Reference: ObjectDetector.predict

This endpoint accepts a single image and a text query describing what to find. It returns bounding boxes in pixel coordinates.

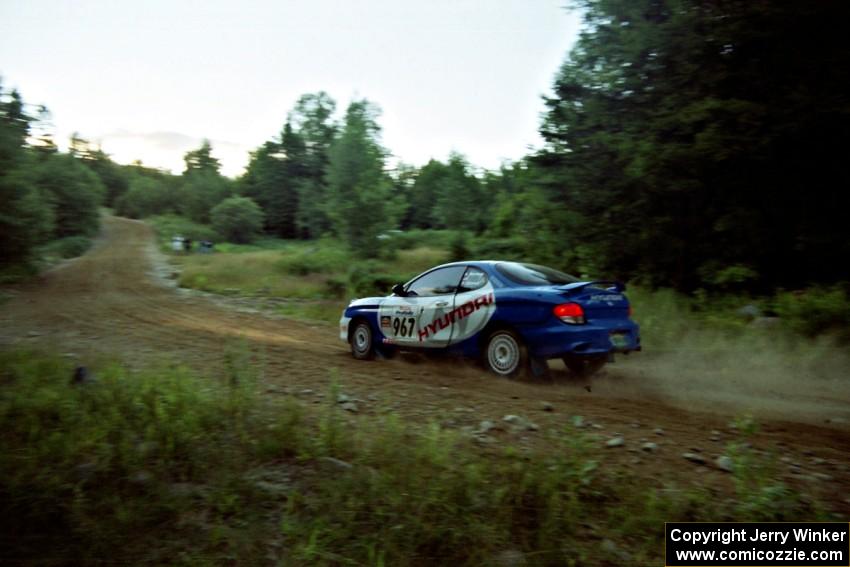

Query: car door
[448,267,497,346]
[398,265,466,348]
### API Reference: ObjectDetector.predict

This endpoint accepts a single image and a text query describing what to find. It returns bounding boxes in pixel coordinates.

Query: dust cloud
[596,335,850,425]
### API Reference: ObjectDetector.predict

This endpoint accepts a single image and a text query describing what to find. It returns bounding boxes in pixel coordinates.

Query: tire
[350,320,375,360]
[484,330,528,378]
[562,355,606,378]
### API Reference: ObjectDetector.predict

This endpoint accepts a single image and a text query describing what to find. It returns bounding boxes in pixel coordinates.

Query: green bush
[148,214,221,244]
[348,260,410,297]
[275,243,349,275]
[449,230,471,261]
[114,175,174,219]
[389,229,458,251]
[176,170,231,224]
[210,196,265,244]
[323,275,348,298]
[40,235,92,259]
[469,236,526,261]
[699,263,760,292]
[774,285,850,340]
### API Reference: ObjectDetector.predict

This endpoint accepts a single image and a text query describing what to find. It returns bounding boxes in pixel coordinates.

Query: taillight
[628,304,633,318]
[554,302,585,324]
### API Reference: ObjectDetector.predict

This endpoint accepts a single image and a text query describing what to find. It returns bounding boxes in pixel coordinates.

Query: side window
[458,267,488,292]
[406,266,466,297]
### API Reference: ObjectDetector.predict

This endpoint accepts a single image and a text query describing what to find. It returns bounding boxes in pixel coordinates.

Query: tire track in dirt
[2,216,849,515]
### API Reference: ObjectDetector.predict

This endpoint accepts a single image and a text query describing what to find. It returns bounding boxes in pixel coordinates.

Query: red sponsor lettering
[418,292,494,342]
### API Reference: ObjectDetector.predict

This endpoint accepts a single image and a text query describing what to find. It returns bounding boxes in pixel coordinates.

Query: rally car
[339,261,641,378]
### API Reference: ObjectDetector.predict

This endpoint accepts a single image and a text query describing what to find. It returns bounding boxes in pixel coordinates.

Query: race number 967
[393,317,416,338]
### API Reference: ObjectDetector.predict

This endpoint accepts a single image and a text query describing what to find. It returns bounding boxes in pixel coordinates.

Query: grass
[276,300,347,324]
[151,218,450,323]
[177,250,330,299]
[0,349,829,566]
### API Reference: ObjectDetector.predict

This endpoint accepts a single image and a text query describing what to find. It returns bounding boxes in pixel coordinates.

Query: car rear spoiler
[558,281,626,293]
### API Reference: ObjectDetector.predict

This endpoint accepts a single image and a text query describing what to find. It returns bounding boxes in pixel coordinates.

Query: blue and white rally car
[339,261,641,378]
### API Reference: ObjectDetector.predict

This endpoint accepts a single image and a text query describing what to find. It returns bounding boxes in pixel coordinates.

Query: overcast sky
[0,1,581,177]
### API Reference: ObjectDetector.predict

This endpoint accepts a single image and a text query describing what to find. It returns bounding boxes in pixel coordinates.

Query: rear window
[495,262,581,286]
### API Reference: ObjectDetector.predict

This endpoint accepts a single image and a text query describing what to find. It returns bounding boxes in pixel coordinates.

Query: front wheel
[350,321,375,360]
[484,330,528,378]
[562,355,606,377]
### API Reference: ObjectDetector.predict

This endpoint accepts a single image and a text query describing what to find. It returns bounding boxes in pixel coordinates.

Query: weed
[38,235,92,260]
[148,214,221,246]
[0,351,828,566]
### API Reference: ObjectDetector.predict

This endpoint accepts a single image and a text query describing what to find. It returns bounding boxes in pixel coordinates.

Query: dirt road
[3,216,850,514]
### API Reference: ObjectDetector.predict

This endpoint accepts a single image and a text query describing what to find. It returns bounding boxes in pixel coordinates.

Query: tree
[241,122,305,238]
[115,175,175,219]
[406,159,445,229]
[210,196,265,243]
[537,0,850,290]
[432,153,485,233]
[290,92,337,238]
[0,84,29,172]
[85,149,129,207]
[33,153,104,238]
[69,134,129,207]
[177,170,231,223]
[389,162,415,230]
[0,169,54,266]
[238,92,339,240]
[325,99,395,257]
[183,139,221,175]
[176,140,230,223]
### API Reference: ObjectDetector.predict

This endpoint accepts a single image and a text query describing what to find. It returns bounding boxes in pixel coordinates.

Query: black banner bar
[666,522,849,566]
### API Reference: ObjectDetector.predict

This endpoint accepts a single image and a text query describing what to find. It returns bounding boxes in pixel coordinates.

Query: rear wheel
[484,330,528,378]
[563,355,606,377]
[350,321,375,360]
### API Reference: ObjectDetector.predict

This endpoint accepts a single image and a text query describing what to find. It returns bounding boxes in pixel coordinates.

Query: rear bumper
[522,319,640,359]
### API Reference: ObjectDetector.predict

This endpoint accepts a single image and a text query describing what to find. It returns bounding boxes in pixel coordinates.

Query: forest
[2,0,848,304]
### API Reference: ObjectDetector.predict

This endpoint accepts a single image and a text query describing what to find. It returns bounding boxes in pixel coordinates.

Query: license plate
[610,332,629,348]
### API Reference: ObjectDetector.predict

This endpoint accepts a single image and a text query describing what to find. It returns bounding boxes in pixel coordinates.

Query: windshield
[495,262,581,286]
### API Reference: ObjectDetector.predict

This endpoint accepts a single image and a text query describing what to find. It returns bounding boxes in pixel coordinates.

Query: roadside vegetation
[149,214,850,370]
[0,350,829,566]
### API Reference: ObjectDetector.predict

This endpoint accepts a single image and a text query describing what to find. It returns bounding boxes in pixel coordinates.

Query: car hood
[347,296,385,308]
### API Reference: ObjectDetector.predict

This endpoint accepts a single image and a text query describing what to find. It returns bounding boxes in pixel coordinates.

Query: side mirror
[392,283,406,297]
